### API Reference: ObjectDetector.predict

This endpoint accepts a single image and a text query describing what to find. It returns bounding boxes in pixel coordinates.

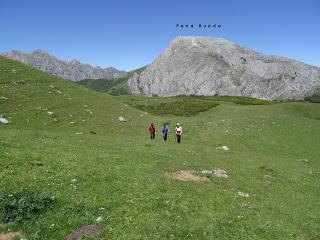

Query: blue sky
[0,0,319,71]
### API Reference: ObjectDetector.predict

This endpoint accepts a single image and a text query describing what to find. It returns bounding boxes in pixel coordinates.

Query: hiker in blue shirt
[161,123,169,141]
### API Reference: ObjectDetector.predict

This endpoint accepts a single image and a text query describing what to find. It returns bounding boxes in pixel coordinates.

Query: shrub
[180,95,277,105]
[0,190,55,222]
[231,97,277,105]
[305,91,320,103]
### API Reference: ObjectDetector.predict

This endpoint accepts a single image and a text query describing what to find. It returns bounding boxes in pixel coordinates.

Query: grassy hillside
[1,56,320,239]
[77,66,146,95]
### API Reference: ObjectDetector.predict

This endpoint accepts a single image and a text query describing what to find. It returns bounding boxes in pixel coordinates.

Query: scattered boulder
[297,159,309,163]
[0,115,9,124]
[67,224,101,240]
[0,96,8,100]
[264,174,275,181]
[217,145,229,151]
[238,191,250,198]
[200,170,213,174]
[47,111,54,116]
[213,169,229,178]
[118,116,127,122]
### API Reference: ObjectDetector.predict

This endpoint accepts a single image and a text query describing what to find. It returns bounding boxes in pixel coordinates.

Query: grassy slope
[77,66,146,95]
[1,56,320,239]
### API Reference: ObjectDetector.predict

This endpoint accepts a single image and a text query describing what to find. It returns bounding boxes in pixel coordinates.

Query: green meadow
[1,56,320,239]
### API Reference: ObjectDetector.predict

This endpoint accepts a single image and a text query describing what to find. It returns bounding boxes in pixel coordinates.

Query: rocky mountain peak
[128,36,320,100]
[66,59,81,65]
[32,49,50,55]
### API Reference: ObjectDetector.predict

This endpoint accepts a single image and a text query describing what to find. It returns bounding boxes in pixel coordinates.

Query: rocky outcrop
[2,50,125,81]
[128,36,320,100]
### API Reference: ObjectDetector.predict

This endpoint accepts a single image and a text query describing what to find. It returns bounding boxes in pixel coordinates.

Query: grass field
[1,56,320,239]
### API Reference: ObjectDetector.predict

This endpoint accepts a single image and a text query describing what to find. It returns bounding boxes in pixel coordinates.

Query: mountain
[1,49,126,82]
[128,36,320,100]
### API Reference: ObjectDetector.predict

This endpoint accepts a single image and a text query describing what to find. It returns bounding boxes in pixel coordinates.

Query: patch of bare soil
[67,224,101,240]
[166,170,210,182]
[0,231,23,240]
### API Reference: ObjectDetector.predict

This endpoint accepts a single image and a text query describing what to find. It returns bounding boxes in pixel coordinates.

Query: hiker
[175,123,182,143]
[161,123,169,141]
[148,122,156,139]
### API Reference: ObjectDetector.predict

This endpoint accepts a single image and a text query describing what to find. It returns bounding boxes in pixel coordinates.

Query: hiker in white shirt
[175,123,182,143]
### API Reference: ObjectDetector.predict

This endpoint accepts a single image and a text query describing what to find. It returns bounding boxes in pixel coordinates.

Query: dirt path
[0,231,23,240]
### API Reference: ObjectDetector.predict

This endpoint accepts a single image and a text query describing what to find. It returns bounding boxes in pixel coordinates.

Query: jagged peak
[66,58,81,65]
[32,49,50,55]
[2,49,25,56]
[1,49,126,81]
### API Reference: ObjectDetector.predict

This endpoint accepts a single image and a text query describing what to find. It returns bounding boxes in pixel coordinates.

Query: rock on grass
[0,115,9,124]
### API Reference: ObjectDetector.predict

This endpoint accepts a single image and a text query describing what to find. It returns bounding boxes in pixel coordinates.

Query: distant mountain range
[1,50,126,82]
[128,36,320,100]
[2,37,320,100]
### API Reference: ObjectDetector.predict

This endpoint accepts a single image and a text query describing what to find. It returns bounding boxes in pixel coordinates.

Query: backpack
[162,125,168,134]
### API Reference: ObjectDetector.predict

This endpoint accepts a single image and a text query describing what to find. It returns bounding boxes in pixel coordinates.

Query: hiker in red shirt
[148,122,156,139]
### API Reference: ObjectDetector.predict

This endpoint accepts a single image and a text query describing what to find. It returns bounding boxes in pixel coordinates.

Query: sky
[0,0,319,71]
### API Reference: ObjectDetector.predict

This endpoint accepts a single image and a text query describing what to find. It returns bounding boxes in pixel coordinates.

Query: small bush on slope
[305,90,320,103]
[0,190,55,222]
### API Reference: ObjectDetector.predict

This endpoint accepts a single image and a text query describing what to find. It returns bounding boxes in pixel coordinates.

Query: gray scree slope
[128,36,320,100]
[2,50,125,82]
